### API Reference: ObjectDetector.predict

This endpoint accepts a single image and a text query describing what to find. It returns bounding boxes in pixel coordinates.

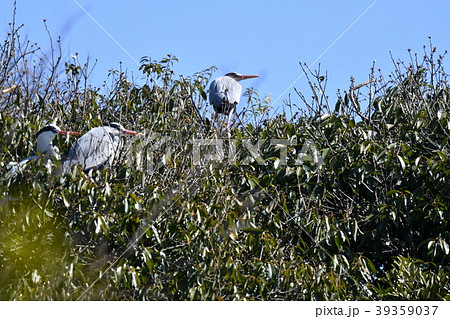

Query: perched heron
[8,124,80,174]
[209,72,258,127]
[62,122,139,175]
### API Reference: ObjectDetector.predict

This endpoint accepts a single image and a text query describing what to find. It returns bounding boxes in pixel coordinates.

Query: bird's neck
[37,138,59,159]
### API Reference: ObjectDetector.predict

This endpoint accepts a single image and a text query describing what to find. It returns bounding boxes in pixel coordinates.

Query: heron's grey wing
[209,76,242,107]
[74,127,121,171]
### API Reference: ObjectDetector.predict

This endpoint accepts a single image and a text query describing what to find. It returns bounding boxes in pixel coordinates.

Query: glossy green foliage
[0,25,448,300]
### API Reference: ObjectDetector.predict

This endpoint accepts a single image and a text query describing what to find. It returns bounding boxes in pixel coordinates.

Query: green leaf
[61,192,70,208]
[241,227,264,234]
[322,148,331,160]
[436,150,447,161]
[351,220,359,242]
[397,155,406,170]
[334,100,341,113]
[200,88,207,100]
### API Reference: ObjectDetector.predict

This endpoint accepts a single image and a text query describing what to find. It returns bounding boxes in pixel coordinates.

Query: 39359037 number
[375,305,438,316]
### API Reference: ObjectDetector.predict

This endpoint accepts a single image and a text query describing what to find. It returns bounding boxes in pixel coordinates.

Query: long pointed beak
[239,75,259,80]
[121,129,138,136]
[59,131,82,136]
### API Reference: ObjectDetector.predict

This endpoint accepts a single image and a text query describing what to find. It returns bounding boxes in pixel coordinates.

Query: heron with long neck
[9,124,80,174]
[209,72,258,127]
[62,122,139,176]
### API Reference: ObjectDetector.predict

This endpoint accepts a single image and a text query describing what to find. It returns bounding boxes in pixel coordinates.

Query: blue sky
[2,0,450,115]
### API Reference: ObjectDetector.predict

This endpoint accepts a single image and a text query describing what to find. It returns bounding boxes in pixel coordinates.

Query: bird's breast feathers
[209,76,242,106]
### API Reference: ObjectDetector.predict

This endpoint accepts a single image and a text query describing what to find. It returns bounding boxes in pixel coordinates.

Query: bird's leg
[226,108,235,141]
[226,108,235,129]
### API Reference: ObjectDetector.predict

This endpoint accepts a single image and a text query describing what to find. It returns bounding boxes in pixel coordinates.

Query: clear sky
[2,0,450,115]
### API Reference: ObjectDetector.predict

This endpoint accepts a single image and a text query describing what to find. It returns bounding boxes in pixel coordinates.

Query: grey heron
[62,122,139,175]
[209,72,258,127]
[8,124,80,174]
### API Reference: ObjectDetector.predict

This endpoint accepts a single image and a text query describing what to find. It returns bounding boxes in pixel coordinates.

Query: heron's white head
[108,122,138,136]
[36,124,81,158]
[36,124,65,158]
[225,72,259,82]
